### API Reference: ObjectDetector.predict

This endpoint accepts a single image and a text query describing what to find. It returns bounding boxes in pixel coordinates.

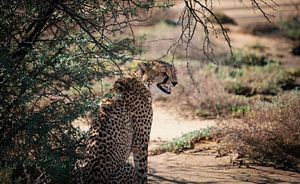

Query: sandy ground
[150,105,216,141]
[148,150,300,184]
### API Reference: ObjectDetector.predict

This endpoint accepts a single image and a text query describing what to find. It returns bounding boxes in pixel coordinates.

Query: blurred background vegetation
[1,0,300,183]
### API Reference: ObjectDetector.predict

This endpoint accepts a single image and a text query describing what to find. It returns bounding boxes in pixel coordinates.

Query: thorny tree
[0,0,274,182]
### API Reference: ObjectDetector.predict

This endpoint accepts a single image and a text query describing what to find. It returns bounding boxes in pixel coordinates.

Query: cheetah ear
[136,62,149,76]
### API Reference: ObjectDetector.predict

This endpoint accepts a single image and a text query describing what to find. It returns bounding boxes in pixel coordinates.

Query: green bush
[250,42,266,51]
[0,168,13,184]
[223,64,294,96]
[278,18,300,40]
[215,51,295,96]
[287,68,300,77]
[209,12,237,25]
[153,128,212,154]
[196,101,252,118]
[195,109,213,118]
[242,22,279,35]
[230,104,252,117]
[223,50,274,67]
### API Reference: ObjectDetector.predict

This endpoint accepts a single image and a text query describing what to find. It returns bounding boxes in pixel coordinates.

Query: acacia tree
[0,0,273,183]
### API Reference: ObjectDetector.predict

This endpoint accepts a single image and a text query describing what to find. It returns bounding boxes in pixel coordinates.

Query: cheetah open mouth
[157,75,173,94]
[157,83,171,94]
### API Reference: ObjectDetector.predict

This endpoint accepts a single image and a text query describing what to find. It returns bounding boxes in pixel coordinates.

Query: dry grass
[216,91,300,169]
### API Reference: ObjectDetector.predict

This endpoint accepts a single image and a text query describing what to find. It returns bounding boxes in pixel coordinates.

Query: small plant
[164,19,179,26]
[224,82,253,96]
[278,17,300,40]
[153,128,212,154]
[230,104,251,117]
[250,42,266,51]
[209,12,237,25]
[223,50,274,67]
[286,68,300,78]
[0,168,13,184]
[195,109,213,118]
[242,22,279,35]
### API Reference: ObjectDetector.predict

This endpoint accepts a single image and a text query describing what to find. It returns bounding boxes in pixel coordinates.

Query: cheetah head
[136,61,178,95]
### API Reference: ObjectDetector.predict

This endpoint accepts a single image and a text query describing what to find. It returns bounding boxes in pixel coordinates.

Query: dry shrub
[209,12,237,25]
[217,92,300,169]
[240,22,279,35]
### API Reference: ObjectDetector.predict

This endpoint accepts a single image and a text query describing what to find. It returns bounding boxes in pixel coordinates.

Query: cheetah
[72,61,178,184]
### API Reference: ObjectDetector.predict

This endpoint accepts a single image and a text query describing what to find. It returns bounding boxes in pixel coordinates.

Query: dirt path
[150,105,216,141]
[148,151,300,184]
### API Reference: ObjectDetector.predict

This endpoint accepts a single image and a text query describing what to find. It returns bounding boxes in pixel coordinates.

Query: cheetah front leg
[108,163,137,184]
[132,144,149,184]
[131,102,152,183]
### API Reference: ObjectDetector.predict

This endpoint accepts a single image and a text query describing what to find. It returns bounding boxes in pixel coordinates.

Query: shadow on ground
[148,151,300,184]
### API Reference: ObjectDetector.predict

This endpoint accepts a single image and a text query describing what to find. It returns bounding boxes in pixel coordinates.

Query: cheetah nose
[172,81,178,86]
